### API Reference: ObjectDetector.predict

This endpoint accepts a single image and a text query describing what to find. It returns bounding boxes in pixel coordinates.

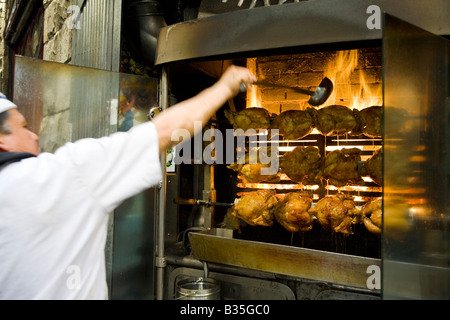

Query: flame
[246,50,382,112]
[247,58,262,108]
[324,50,382,110]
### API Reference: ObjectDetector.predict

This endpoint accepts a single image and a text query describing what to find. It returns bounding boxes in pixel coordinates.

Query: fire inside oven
[175,47,382,259]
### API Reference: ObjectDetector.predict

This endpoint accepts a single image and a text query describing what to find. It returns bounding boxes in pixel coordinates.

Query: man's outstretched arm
[152,65,256,153]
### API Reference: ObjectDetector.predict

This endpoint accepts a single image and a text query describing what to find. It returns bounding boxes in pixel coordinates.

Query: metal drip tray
[189,228,381,291]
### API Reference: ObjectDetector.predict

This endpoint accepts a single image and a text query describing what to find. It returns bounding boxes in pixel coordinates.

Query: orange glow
[324,50,382,110]
[247,58,262,108]
[236,183,319,191]
[240,52,383,201]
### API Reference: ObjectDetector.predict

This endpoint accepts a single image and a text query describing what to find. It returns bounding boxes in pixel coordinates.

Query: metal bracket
[155,256,167,268]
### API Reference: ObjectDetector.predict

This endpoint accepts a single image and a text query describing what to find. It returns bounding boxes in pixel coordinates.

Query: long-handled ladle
[241,77,334,107]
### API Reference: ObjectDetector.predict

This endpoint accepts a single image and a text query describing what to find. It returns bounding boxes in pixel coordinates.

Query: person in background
[0,65,256,300]
[118,95,137,132]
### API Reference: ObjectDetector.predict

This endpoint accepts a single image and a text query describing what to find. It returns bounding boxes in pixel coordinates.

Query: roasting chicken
[357,106,383,138]
[219,209,243,231]
[228,151,280,183]
[270,110,314,140]
[231,190,278,227]
[319,148,364,187]
[308,105,358,136]
[279,146,322,185]
[361,198,382,236]
[361,148,382,186]
[308,193,361,235]
[274,192,314,232]
[225,108,272,131]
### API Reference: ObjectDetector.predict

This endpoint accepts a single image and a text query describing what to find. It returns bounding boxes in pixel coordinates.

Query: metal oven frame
[154,0,450,300]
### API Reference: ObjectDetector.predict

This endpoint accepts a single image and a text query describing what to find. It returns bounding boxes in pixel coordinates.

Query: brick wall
[250,47,382,114]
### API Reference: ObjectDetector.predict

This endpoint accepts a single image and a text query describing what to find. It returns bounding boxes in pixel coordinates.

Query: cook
[0,65,256,300]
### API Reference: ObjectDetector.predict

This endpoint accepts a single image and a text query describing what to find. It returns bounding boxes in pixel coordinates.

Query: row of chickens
[225,105,382,139]
[231,190,382,236]
[229,146,382,187]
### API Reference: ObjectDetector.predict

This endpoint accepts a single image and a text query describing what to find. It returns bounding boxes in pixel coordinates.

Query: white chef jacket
[0,121,162,300]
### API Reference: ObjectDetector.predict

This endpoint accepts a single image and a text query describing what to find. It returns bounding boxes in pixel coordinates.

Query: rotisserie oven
[152,0,450,300]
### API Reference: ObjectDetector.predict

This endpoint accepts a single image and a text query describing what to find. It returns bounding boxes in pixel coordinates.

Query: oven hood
[155,0,450,65]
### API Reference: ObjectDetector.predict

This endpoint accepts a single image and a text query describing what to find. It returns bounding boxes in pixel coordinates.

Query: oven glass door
[383,14,450,299]
[13,56,160,300]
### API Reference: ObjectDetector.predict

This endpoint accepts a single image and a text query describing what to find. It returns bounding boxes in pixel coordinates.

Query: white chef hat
[0,93,17,114]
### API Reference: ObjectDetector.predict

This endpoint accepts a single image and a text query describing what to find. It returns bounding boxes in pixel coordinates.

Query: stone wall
[0,0,14,95]
[43,0,73,63]
[39,0,74,152]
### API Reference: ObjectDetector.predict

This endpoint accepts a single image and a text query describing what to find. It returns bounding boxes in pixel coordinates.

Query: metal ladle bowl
[307,77,334,106]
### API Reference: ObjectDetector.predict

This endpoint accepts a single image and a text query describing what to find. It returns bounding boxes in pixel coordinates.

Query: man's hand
[217,65,257,98]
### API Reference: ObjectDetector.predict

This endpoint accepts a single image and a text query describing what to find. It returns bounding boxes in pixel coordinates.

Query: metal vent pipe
[123,0,167,67]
